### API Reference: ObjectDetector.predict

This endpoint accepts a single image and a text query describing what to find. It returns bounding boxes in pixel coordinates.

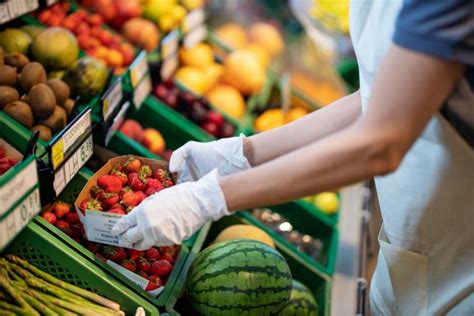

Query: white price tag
[84,210,123,246]
[160,53,179,81]
[105,101,131,145]
[7,0,38,19]
[133,77,152,109]
[46,0,58,5]
[0,3,10,23]
[183,8,205,33]
[107,260,164,296]
[102,79,123,121]
[130,52,149,88]
[0,160,38,218]
[53,136,93,195]
[183,25,207,49]
[0,188,41,250]
[160,29,179,60]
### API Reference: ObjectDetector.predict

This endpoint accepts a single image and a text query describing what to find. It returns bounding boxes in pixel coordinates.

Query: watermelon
[282,280,319,316]
[186,239,292,315]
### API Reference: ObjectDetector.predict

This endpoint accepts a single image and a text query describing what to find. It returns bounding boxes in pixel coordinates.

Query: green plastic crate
[35,166,209,310]
[165,214,331,316]
[6,221,160,316]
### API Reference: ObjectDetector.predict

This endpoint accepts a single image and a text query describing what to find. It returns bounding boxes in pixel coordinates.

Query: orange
[215,23,247,49]
[206,84,246,119]
[285,107,309,123]
[174,66,206,95]
[179,43,214,69]
[242,43,270,68]
[255,108,285,132]
[248,22,284,57]
[221,49,265,95]
[201,63,223,91]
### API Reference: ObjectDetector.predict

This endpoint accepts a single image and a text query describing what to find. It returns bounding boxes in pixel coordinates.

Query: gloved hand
[111,169,229,250]
[169,134,251,183]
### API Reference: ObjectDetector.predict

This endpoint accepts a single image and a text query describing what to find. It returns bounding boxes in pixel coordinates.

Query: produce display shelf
[166,213,331,316]
[34,166,210,310]
[6,220,160,315]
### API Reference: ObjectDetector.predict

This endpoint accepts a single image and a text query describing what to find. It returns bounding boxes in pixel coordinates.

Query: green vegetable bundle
[0,254,124,316]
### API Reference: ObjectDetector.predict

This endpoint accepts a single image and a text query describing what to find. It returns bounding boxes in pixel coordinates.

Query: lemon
[179,43,214,69]
[314,192,339,214]
[174,66,206,95]
[255,108,285,132]
[206,84,246,119]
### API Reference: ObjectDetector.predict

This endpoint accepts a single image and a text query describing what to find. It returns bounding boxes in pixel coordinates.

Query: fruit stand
[0,1,364,315]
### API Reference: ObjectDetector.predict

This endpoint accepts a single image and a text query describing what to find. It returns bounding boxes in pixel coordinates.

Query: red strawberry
[107,208,126,215]
[102,246,127,262]
[123,157,142,174]
[154,169,171,182]
[146,178,164,192]
[150,260,173,278]
[148,275,163,287]
[113,163,123,172]
[138,270,149,279]
[162,179,174,188]
[95,253,107,263]
[68,223,84,240]
[65,212,80,224]
[160,245,178,257]
[56,220,70,231]
[120,186,133,198]
[86,243,100,253]
[161,252,174,264]
[97,175,123,193]
[127,173,146,191]
[110,170,128,185]
[89,185,103,197]
[145,280,161,291]
[97,192,120,208]
[139,165,152,178]
[120,259,137,272]
[53,202,70,218]
[41,211,57,225]
[110,203,125,211]
[80,198,103,212]
[122,191,146,208]
[146,248,160,261]
[137,257,151,273]
[127,249,144,258]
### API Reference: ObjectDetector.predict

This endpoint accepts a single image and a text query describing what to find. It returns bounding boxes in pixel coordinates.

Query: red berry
[41,211,57,225]
[121,191,146,208]
[150,260,173,278]
[97,175,123,193]
[120,259,137,272]
[145,279,161,291]
[127,249,144,258]
[202,121,219,136]
[145,248,160,261]
[138,270,149,279]
[65,212,80,224]
[53,202,70,218]
[86,242,100,253]
[127,173,146,191]
[107,208,126,215]
[56,220,70,231]
[161,252,174,264]
[95,253,107,263]
[206,111,224,127]
[110,170,128,185]
[102,246,127,262]
[148,275,163,288]
[137,257,151,273]
[97,192,120,208]
[154,169,171,182]
[123,157,142,174]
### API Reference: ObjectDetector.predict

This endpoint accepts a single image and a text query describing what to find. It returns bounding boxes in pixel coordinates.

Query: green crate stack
[5,221,160,315]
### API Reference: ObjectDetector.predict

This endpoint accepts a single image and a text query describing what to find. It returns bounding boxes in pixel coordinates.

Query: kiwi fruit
[0,64,17,86]
[40,105,67,133]
[61,98,75,117]
[30,124,52,141]
[27,83,56,118]
[19,61,46,92]
[0,47,4,65]
[46,78,70,105]
[4,53,30,72]
[3,101,34,128]
[0,86,19,109]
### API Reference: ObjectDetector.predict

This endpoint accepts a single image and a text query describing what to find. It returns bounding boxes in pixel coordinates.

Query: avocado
[3,101,34,128]
[0,64,17,86]
[0,86,19,110]
[27,83,56,118]
[46,78,70,106]
[19,62,46,92]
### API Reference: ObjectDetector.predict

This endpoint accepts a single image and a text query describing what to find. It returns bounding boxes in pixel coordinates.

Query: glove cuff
[193,169,230,222]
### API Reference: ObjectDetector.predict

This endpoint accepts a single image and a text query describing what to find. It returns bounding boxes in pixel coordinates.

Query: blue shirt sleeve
[393,0,474,65]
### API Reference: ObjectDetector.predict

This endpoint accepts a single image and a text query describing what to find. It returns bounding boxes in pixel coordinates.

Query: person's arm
[221,45,464,210]
[244,91,362,166]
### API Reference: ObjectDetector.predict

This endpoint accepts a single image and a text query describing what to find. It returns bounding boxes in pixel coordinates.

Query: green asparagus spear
[6,255,120,311]
[0,259,24,283]
[0,308,17,316]
[0,268,38,316]
[0,301,29,314]
[20,291,58,316]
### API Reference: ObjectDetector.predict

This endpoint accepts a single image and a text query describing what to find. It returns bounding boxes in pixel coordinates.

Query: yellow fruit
[174,66,206,95]
[206,84,246,119]
[201,63,223,91]
[159,15,176,32]
[255,108,285,132]
[221,49,265,95]
[143,0,176,21]
[314,192,339,215]
[242,43,270,68]
[182,0,204,10]
[179,43,214,69]
[248,22,284,57]
[170,4,187,22]
[215,23,247,49]
[214,224,275,248]
[285,107,309,123]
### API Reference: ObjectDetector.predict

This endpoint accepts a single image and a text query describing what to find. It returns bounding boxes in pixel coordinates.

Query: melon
[31,27,79,70]
[213,224,274,248]
[0,28,32,54]
[282,280,319,316]
[186,239,292,315]
[63,57,108,101]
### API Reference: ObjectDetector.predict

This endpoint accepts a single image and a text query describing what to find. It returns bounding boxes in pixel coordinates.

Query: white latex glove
[111,169,229,250]
[169,134,251,183]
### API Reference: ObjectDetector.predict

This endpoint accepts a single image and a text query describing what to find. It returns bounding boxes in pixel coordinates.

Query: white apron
[349,1,474,315]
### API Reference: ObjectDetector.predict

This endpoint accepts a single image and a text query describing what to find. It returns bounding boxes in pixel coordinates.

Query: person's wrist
[242,136,255,167]
[194,169,230,221]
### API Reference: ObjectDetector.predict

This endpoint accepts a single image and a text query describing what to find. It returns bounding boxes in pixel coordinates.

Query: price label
[46,0,58,5]
[183,25,207,49]
[105,101,131,145]
[133,78,152,109]
[182,8,205,33]
[53,136,93,195]
[160,29,179,60]
[0,187,41,251]
[130,51,149,88]
[0,159,38,218]
[0,3,10,23]
[102,79,123,121]
[7,0,38,20]
[160,53,179,81]
[107,260,164,296]
[50,109,92,170]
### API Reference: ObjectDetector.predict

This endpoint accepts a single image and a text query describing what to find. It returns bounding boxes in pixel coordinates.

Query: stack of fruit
[153,80,235,138]
[119,119,173,160]
[37,3,136,74]
[141,0,189,33]
[0,144,18,176]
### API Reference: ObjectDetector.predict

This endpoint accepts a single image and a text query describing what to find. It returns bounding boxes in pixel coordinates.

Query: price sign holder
[129,51,152,109]
[181,7,207,49]
[43,107,93,200]
[0,0,39,25]
[159,29,180,81]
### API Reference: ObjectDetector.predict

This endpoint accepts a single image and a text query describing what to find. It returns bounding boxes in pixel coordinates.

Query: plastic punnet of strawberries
[40,157,179,291]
